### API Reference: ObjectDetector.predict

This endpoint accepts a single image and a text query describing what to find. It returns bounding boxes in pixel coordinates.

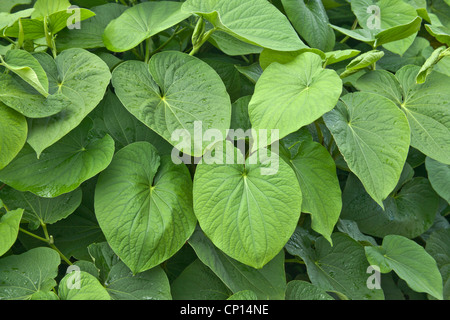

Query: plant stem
[0,183,5,191]
[144,38,151,63]
[43,16,57,58]
[33,223,73,265]
[189,28,215,56]
[314,121,324,145]
[340,19,358,44]
[151,26,183,56]
[285,258,306,265]
[19,228,48,243]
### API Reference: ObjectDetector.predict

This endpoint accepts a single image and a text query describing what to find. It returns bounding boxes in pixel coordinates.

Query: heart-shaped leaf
[58,271,110,300]
[95,142,196,274]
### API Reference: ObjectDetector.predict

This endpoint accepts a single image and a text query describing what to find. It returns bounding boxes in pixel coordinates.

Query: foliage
[0,0,449,301]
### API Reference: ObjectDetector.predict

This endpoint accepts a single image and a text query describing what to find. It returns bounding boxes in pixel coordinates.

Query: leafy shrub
[0,0,449,301]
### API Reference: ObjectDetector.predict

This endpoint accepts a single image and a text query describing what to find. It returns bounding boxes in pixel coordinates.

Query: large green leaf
[249,52,342,142]
[0,102,27,170]
[1,186,82,230]
[0,0,32,13]
[57,3,126,50]
[27,49,111,156]
[281,0,335,52]
[95,142,196,274]
[171,259,231,300]
[0,49,49,97]
[356,66,450,165]
[188,228,287,300]
[426,228,450,300]
[193,143,302,269]
[365,235,443,300]
[182,0,306,51]
[112,51,231,157]
[0,208,24,256]
[426,157,450,203]
[0,119,114,198]
[103,1,190,52]
[281,139,342,244]
[58,271,110,300]
[227,290,258,300]
[285,228,384,300]
[285,280,334,300]
[32,0,70,19]
[341,172,439,239]
[0,247,60,300]
[323,92,411,207]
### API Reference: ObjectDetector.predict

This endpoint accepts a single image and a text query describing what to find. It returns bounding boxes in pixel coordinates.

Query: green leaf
[47,8,96,34]
[193,144,302,269]
[365,235,443,300]
[325,49,361,65]
[105,262,172,300]
[285,229,384,300]
[1,186,82,230]
[416,47,450,84]
[171,259,232,300]
[356,66,450,165]
[58,271,110,300]
[341,172,439,239]
[426,228,450,300]
[95,142,196,274]
[285,280,334,300]
[0,102,27,170]
[323,92,411,207]
[182,0,306,51]
[0,119,115,198]
[340,50,384,78]
[112,51,231,157]
[249,52,342,142]
[281,139,342,244]
[227,290,258,300]
[336,219,377,246]
[234,63,262,84]
[87,242,120,283]
[57,3,126,50]
[259,48,326,70]
[426,157,450,203]
[103,1,191,52]
[27,49,111,156]
[0,208,24,257]
[0,8,34,31]
[189,228,287,300]
[208,30,263,56]
[0,247,60,300]
[230,95,252,132]
[0,0,32,13]
[32,0,70,19]
[281,0,335,52]
[0,49,49,97]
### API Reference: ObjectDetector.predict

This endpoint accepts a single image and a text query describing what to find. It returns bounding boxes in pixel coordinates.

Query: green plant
[0,0,449,301]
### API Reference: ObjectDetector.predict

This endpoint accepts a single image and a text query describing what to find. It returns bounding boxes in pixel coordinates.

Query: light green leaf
[27,49,111,156]
[0,119,115,198]
[193,142,301,268]
[0,8,34,31]
[0,49,49,97]
[234,63,262,84]
[416,47,450,84]
[281,139,342,244]
[171,259,231,300]
[227,290,258,300]
[95,142,196,274]
[259,48,326,70]
[356,66,450,165]
[0,208,24,257]
[0,0,32,13]
[0,247,60,300]
[58,271,110,300]
[365,235,443,300]
[249,52,342,142]
[341,172,439,239]
[182,0,306,51]
[1,186,82,230]
[208,30,263,56]
[325,49,361,65]
[0,102,27,170]
[285,280,334,300]
[230,95,251,132]
[340,50,384,78]
[32,0,70,19]
[103,1,191,52]
[281,0,335,51]
[285,229,384,300]
[47,8,96,34]
[112,51,231,157]
[323,92,411,207]
[57,3,126,50]
[189,228,287,300]
[426,157,450,203]
[105,262,172,300]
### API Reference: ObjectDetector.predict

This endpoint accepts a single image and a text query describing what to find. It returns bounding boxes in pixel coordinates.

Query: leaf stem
[285,258,306,265]
[150,26,183,57]
[340,19,358,44]
[314,121,324,145]
[144,38,151,63]
[19,227,48,243]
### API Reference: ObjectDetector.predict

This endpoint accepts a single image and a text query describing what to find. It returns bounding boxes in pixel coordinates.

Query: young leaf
[193,144,302,269]
[0,208,24,257]
[416,46,450,84]
[32,0,70,19]
[0,247,60,300]
[323,92,411,207]
[103,1,191,52]
[340,50,384,78]
[249,52,342,143]
[0,119,114,198]
[95,142,196,274]
[365,235,444,300]
[112,51,231,157]
[182,0,306,51]
[0,102,27,170]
